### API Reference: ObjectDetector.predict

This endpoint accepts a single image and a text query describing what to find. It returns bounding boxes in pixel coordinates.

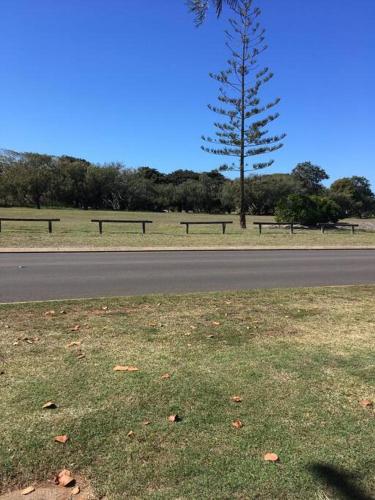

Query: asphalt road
[1,250,375,303]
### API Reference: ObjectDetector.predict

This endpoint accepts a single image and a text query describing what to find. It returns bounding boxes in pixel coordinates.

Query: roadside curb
[1,246,375,253]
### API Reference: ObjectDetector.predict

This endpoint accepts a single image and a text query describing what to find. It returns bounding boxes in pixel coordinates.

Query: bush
[275,194,341,225]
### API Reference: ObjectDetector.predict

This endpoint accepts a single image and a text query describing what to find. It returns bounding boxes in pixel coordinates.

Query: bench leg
[142,222,146,234]
[48,221,52,233]
[259,225,262,235]
[290,224,293,235]
[352,226,355,234]
[0,220,2,233]
[321,226,325,234]
[186,224,189,234]
[222,223,226,234]
[99,222,103,234]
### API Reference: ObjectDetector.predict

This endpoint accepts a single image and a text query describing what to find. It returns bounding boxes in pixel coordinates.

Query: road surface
[1,250,375,303]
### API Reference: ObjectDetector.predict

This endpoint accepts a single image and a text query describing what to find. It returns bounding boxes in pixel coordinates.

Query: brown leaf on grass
[102,306,109,311]
[71,486,80,495]
[21,486,35,495]
[264,452,279,462]
[70,325,80,332]
[67,341,81,348]
[207,335,215,339]
[113,365,139,372]
[168,414,181,423]
[55,469,75,487]
[143,420,151,426]
[190,325,197,330]
[44,310,56,317]
[54,434,69,444]
[161,373,171,380]
[360,399,373,408]
[212,321,221,326]
[127,430,135,438]
[42,401,57,409]
[231,396,242,403]
[60,309,67,315]
[232,419,243,429]
[77,353,86,360]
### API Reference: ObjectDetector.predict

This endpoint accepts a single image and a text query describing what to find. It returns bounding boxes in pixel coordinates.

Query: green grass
[1,287,374,498]
[0,207,374,248]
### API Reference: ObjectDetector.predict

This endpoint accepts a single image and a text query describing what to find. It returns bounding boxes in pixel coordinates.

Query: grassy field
[1,286,374,499]
[0,207,374,248]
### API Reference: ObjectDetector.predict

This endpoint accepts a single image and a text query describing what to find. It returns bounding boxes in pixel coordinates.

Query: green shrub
[275,194,341,225]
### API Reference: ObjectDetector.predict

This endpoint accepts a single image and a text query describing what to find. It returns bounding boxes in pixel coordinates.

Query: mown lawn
[0,287,374,499]
[0,207,374,248]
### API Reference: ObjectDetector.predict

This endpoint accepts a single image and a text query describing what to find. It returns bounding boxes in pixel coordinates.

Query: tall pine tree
[201,0,285,228]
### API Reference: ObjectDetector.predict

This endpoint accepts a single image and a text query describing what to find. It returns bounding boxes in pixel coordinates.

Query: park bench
[91,219,153,234]
[0,217,60,233]
[253,221,296,235]
[318,222,359,234]
[180,221,233,234]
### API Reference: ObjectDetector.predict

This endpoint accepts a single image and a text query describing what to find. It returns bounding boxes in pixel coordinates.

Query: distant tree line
[0,150,374,219]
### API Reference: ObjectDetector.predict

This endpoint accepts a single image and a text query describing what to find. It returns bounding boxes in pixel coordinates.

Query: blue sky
[1,0,374,187]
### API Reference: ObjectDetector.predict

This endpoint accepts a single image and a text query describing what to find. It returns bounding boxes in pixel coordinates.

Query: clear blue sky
[1,0,374,187]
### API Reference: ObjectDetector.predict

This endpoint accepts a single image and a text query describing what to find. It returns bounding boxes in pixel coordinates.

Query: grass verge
[0,207,374,248]
[0,287,374,499]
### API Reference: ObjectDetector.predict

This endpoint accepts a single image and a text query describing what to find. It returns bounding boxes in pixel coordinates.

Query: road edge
[1,246,375,253]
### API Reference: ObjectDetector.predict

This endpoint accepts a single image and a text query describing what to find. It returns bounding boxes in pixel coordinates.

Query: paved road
[1,250,375,303]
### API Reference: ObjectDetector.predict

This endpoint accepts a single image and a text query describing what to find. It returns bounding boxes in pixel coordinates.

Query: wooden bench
[318,222,359,234]
[180,221,233,234]
[91,219,153,234]
[253,222,295,235]
[0,217,60,233]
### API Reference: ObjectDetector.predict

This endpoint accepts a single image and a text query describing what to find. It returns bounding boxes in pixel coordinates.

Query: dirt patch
[0,478,96,500]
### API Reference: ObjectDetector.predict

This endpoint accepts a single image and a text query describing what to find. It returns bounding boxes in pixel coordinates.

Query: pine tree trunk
[239,35,246,230]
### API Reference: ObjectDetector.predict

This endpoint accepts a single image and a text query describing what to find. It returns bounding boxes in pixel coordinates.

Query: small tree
[291,162,329,195]
[201,0,285,228]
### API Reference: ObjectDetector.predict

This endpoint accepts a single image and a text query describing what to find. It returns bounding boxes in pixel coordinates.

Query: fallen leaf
[21,486,35,495]
[207,335,215,338]
[212,321,221,326]
[42,401,57,409]
[102,306,109,311]
[161,373,171,380]
[71,486,80,495]
[360,399,373,408]
[76,352,86,359]
[231,396,242,403]
[60,309,67,315]
[44,310,56,316]
[127,430,135,438]
[67,341,81,348]
[232,419,243,429]
[13,341,19,346]
[54,434,69,444]
[143,420,151,426]
[56,469,75,487]
[264,452,279,462]
[168,414,181,422]
[70,325,80,332]
[190,325,197,330]
[113,365,139,372]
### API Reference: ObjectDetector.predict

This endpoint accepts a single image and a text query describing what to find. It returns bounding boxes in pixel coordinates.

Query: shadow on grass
[309,463,374,500]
